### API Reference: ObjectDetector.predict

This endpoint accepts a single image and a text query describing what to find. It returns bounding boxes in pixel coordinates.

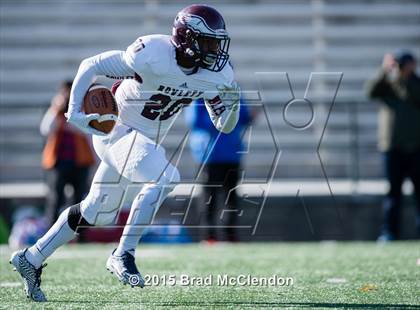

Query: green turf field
[1,242,419,309]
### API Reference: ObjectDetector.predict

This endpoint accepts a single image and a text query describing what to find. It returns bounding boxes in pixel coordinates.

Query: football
[83,84,118,133]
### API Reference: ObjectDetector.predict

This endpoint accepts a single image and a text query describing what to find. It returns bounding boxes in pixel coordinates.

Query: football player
[10,4,240,302]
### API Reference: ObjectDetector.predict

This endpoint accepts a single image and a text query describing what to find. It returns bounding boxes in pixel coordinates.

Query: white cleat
[106,249,145,288]
[9,249,47,302]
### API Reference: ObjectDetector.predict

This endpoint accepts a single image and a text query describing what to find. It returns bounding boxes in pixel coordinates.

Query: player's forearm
[205,81,241,134]
[68,51,132,115]
[205,100,240,134]
[218,102,240,133]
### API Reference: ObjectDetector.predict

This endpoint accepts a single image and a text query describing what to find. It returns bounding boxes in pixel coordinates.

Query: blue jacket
[184,98,251,164]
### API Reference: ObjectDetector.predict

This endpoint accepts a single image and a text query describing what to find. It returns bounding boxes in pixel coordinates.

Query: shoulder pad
[124,35,172,75]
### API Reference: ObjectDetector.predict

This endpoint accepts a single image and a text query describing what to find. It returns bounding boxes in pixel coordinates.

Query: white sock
[114,185,165,257]
[25,208,76,268]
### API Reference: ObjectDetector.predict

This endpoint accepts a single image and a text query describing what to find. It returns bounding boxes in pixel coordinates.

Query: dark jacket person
[366,51,420,241]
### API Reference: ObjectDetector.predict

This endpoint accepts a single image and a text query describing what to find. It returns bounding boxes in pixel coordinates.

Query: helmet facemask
[195,33,230,72]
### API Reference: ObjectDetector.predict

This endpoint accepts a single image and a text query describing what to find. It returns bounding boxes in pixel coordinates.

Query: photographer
[367,51,420,241]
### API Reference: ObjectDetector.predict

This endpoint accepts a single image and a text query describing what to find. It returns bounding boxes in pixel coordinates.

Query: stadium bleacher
[1,0,419,186]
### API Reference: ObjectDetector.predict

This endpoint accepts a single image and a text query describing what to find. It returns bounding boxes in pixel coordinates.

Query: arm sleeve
[204,64,240,134]
[204,95,240,134]
[68,50,134,115]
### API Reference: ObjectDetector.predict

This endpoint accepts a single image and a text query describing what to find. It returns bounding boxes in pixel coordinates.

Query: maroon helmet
[171,4,230,72]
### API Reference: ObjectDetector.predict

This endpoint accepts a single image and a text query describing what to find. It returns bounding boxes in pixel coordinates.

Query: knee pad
[68,204,93,233]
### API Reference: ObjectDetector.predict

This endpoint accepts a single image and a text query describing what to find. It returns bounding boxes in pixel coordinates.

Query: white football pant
[80,121,180,227]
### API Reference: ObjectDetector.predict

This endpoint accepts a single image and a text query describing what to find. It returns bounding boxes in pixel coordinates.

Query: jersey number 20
[141,94,192,121]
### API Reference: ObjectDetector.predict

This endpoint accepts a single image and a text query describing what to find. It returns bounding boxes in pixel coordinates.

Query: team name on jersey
[157,85,204,98]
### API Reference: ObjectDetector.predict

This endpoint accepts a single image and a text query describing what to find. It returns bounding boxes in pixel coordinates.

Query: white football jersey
[114,34,234,138]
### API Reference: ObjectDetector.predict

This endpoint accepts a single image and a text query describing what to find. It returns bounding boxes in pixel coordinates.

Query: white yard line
[0,282,22,287]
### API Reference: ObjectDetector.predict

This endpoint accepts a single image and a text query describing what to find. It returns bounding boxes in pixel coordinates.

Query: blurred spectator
[40,81,95,225]
[8,206,48,249]
[367,51,420,241]
[185,98,252,242]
